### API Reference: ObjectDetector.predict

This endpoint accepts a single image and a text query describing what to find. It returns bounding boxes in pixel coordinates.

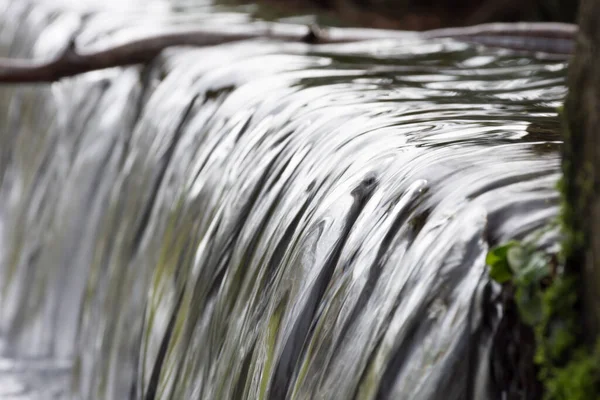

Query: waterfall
[0,1,564,399]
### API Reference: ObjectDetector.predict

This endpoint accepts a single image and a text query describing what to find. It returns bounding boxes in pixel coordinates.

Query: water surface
[0,1,564,399]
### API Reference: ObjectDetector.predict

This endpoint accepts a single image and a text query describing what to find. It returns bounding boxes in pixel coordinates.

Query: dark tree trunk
[562,0,600,342]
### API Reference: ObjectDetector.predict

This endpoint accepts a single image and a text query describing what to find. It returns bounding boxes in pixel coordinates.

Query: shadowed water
[0,1,564,399]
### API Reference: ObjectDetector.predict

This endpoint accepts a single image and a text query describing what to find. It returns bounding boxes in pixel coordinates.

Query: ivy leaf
[489,259,512,284]
[516,251,550,285]
[486,241,519,283]
[507,245,526,273]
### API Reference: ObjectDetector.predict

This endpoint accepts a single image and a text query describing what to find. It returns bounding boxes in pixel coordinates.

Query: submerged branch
[0,22,577,83]
[0,25,328,83]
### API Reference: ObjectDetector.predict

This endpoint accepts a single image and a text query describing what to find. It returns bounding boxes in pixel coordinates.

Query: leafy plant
[486,238,600,400]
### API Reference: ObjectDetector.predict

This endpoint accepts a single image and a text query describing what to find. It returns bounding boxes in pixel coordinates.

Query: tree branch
[422,22,577,55]
[0,22,577,84]
[0,25,324,83]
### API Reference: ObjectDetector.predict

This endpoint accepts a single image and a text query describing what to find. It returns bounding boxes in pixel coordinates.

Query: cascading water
[0,1,565,399]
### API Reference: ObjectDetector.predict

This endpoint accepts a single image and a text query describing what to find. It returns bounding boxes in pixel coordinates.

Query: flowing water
[0,1,565,399]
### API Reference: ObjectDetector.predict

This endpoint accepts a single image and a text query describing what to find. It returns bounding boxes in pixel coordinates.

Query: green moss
[558,106,591,265]
[498,65,600,399]
[543,344,600,400]
[486,239,600,399]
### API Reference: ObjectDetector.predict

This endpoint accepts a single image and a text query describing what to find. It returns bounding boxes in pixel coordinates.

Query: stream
[0,1,564,399]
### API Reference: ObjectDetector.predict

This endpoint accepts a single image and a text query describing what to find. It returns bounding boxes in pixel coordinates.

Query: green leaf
[507,245,526,273]
[516,251,550,284]
[486,241,519,283]
[486,240,518,265]
[489,260,512,284]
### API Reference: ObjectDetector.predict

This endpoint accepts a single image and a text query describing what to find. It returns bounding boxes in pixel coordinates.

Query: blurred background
[226,0,579,29]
